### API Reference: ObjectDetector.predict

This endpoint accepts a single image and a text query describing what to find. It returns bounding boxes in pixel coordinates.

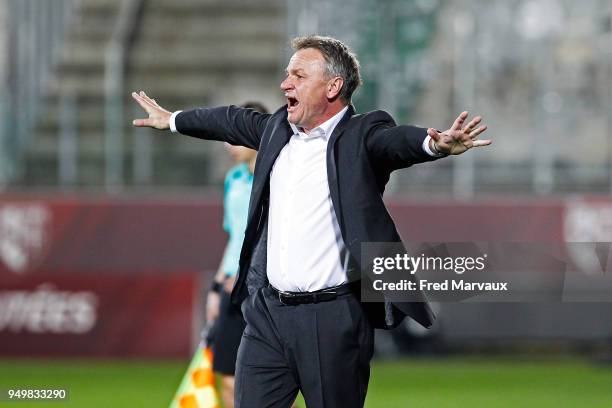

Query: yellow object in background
[170,347,220,408]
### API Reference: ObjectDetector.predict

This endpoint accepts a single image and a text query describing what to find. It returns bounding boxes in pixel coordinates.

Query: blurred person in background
[204,101,267,408]
[133,35,490,408]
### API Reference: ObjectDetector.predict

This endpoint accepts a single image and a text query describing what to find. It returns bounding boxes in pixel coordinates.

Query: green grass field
[1,357,612,407]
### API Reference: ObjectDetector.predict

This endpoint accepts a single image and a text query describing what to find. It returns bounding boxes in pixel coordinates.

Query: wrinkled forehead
[286,48,327,73]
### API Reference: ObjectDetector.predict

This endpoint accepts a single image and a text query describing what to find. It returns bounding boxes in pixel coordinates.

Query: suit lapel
[326,105,355,237]
[260,116,293,177]
[246,113,292,221]
[237,114,292,298]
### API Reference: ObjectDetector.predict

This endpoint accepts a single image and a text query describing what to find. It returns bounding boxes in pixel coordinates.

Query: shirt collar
[289,105,349,140]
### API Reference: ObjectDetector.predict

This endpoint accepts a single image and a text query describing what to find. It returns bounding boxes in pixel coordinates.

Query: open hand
[427,111,491,155]
[131,91,172,130]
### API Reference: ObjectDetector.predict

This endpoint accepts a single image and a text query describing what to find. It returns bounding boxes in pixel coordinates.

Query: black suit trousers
[235,287,374,408]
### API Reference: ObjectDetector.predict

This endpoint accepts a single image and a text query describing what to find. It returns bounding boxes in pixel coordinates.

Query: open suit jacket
[175,104,441,329]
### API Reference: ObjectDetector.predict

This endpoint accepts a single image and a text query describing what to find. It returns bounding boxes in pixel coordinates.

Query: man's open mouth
[287,97,299,111]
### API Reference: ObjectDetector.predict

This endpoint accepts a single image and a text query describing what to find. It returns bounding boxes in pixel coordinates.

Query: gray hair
[291,35,362,103]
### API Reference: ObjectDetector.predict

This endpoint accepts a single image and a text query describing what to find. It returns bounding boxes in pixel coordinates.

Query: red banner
[0,273,199,358]
[0,194,608,356]
[0,197,224,277]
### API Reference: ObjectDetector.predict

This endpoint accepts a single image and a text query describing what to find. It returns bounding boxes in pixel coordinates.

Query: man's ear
[327,77,344,99]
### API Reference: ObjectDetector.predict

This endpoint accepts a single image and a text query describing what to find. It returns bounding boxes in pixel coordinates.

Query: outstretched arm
[365,110,442,171]
[131,90,270,150]
[366,110,491,171]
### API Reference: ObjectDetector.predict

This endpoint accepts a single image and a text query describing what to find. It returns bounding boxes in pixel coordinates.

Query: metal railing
[104,0,144,191]
[0,0,80,188]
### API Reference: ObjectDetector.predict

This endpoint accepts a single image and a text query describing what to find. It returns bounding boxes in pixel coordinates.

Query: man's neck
[291,105,349,139]
[300,102,348,134]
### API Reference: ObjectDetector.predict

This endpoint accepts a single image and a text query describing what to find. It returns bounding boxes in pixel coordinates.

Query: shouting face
[280,48,342,132]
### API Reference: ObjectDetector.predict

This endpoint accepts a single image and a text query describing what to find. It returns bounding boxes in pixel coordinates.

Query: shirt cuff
[169,110,182,133]
[422,135,436,156]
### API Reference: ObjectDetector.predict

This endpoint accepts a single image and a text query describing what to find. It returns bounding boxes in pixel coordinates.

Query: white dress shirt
[266,106,350,292]
[170,107,438,293]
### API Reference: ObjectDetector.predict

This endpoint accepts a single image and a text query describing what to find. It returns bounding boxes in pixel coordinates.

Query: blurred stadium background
[1,0,612,406]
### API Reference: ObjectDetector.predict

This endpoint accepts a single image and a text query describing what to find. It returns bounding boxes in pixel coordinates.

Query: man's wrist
[423,135,447,157]
[430,138,446,156]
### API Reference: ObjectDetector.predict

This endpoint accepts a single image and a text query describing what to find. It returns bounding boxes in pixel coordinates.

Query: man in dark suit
[133,35,490,408]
